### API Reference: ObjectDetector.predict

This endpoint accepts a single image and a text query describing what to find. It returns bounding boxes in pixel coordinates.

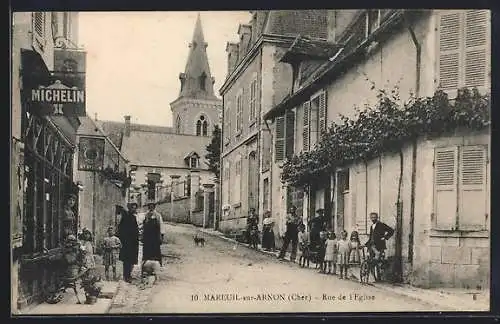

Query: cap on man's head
[316,208,324,214]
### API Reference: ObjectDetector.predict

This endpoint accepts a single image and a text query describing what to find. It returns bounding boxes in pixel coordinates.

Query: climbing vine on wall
[281,87,490,188]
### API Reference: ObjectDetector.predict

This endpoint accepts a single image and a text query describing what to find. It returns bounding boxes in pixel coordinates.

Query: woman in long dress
[142,201,162,266]
[261,211,275,251]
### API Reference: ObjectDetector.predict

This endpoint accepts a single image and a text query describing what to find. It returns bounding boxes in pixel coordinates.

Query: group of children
[77,226,122,281]
[298,224,362,279]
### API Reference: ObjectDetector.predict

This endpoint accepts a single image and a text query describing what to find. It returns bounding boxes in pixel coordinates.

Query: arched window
[196,115,209,136]
[176,115,182,134]
[199,72,206,91]
[202,120,208,136]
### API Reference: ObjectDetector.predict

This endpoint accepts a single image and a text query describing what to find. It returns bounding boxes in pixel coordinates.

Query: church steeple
[178,13,217,100]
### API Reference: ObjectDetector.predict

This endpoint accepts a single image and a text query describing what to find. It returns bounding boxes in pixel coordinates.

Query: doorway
[336,169,350,233]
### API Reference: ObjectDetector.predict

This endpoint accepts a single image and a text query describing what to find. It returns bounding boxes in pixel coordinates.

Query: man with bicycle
[364,212,394,281]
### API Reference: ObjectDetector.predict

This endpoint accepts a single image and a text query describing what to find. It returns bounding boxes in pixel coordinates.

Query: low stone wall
[156,197,190,224]
[191,210,204,227]
[425,234,489,289]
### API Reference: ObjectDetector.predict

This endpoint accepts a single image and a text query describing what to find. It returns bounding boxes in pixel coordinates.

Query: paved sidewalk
[197,225,490,312]
[20,281,119,315]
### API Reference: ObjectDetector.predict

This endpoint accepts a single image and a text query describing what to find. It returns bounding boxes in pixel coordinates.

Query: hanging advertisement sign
[26,48,87,117]
[78,136,105,171]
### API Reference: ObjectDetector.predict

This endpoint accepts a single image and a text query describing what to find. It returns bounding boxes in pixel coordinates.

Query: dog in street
[140,260,161,287]
[193,233,205,247]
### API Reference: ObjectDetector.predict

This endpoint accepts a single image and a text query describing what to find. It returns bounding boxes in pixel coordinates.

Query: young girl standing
[103,226,122,281]
[337,230,350,279]
[79,228,96,272]
[323,232,338,274]
[348,230,362,278]
[317,228,328,273]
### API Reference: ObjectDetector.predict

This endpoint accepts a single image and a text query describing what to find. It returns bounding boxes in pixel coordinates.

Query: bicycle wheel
[359,261,370,283]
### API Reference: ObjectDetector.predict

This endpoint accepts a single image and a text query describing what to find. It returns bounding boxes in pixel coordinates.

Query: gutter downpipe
[403,10,421,267]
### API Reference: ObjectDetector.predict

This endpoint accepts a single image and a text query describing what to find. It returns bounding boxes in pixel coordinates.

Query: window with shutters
[433,145,488,231]
[236,92,243,135]
[224,102,231,145]
[274,116,285,162]
[303,101,311,152]
[309,91,326,148]
[437,10,490,95]
[234,157,242,203]
[33,12,46,51]
[285,110,295,160]
[249,78,257,124]
[262,131,272,171]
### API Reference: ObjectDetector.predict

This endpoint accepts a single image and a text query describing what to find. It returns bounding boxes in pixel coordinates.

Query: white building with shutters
[219,11,332,238]
[264,9,490,289]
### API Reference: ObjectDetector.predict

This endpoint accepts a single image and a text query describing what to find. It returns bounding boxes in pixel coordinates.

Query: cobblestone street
[106,224,488,314]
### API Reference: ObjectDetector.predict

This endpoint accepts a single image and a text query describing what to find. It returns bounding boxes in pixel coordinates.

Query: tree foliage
[205,124,221,180]
[281,87,490,188]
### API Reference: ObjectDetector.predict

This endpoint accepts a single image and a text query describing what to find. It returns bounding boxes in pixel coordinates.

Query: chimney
[327,10,337,43]
[226,42,239,76]
[238,24,252,59]
[124,115,131,137]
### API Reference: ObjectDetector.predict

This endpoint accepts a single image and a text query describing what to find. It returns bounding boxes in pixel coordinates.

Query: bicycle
[359,245,387,284]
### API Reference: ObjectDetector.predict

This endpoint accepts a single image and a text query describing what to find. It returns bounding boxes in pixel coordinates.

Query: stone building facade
[219,10,330,236]
[263,10,490,288]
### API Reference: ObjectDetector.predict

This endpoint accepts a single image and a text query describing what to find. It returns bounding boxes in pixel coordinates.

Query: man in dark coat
[365,212,394,257]
[118,202,139,282]
[142,201,163,267]
[308,208,325,249]
[278,205,301,262]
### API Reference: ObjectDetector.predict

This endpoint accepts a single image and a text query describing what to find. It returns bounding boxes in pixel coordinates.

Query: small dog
[193,233,205,247]
[141,260,161,286]
[248,228,259,249]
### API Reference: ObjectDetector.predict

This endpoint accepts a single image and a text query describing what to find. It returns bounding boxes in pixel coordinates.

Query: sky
[78,11,252,126]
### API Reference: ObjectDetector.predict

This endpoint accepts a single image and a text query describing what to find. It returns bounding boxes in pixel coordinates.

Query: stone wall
[191,210,204,227]
[77,171,126,253]
[156,197,190,224]
[427,233,489,289]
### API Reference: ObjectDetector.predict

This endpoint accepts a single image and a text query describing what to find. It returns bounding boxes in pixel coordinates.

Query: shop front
[15,48,83,308]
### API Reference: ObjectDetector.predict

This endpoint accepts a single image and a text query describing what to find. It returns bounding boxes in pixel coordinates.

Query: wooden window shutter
[34,13,44,36]
[33,13,46,50]
[458,145,487,229]
[302,101,311,152]
[464,10,490,89]
[433,146,458,229]
[275,116,285,162]
[437,11,461,90]
[285,110,295,160]
[318,91,327,137]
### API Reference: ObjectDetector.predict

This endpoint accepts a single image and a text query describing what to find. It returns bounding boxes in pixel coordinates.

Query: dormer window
[184,151,200,169]
[190,157,198,169]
